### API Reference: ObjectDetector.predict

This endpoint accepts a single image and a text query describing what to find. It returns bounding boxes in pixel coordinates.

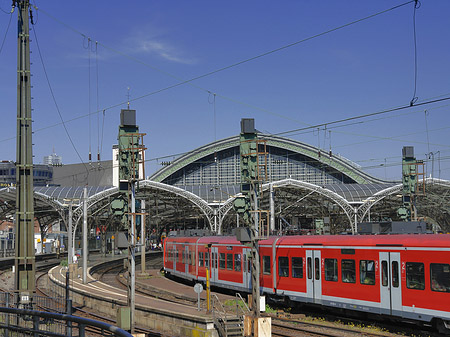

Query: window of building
[431,263,450,292]
[325,258,338,282]
[278,256,289,277]
[219,253,226,269]
[263,256,271,275]
[199,252,204,267]
[360,260,375,285]
[406,262,425,290]
[291,257,303,278]
[342,259,355,283]
[227,253,233,270]
[234,254,241,272]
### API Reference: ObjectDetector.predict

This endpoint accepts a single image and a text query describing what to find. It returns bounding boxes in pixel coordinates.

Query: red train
[163,234,450,332]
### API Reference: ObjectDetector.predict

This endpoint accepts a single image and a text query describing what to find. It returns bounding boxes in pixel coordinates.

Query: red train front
[164,234,450,333]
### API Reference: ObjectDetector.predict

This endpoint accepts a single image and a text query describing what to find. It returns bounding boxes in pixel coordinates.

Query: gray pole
[251,186,261,316]
[82,186,88,284]
[129,183,136,333]
[68,201,73,265]
[14,0,36,298]
[140,199,145,274]
[269,183,275,233]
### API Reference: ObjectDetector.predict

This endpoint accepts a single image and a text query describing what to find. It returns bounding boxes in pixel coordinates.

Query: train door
[185,246,189,274]
[306,250,322,304]
[172,245,177,271]
[210,247,219,283]
[243,248,252,290]
[379,252,402,316]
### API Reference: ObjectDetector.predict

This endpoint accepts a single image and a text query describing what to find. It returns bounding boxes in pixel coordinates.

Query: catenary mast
[14,0,36,301]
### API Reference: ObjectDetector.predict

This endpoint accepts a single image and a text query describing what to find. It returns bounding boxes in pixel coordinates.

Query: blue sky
[1,0,449,181]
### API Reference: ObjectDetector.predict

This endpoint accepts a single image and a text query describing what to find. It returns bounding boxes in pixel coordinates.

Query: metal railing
[0,291,131,337]
[0,307,132,337]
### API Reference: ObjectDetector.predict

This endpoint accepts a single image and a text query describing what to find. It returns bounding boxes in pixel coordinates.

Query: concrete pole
[82,186,88,284]
[141,199,146,274]
[68,201,73,265]
[269,183,275,233]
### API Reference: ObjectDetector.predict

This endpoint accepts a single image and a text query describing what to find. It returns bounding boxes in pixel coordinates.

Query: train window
[211,252,215,268]
[392,261,399,288]
[278,257,289,278]
[307,257,312,279]
[205,252,209,268]
[227,253,233,270]
[341,259,355,283]
[381,261,388,286]
[430,263,450,293]
[219,253,226,269]
[360,260,375,285]
[192,251,196,266]
[315,258,320,280]
[263,256,271,275]
[292,257,303,278]
[406,262,425,290]
[182,251,185,264]
[325,259,338,282]
[234,254,241,272]
[199,252,204,267]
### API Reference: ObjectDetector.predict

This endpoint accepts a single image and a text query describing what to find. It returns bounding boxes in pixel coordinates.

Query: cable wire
[30,1,414,127]
[31,24,89,179]
[0,12,12,56]
[410,0,421,106]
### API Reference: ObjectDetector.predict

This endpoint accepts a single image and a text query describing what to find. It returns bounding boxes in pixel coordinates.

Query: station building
[0,133,449,241]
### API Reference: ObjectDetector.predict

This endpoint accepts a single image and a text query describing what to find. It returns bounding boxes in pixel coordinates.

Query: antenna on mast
[127,87,131,109]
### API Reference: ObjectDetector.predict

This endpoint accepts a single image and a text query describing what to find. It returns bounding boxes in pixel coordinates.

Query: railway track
[32,254,165,336]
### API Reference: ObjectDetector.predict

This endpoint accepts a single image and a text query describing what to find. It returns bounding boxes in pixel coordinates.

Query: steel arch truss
[217,178,356,232]
[71,181,215,231]
[263,179,356,230]
[356,177,450,222]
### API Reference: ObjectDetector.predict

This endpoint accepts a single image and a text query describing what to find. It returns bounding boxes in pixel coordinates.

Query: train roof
[166,234,450,248]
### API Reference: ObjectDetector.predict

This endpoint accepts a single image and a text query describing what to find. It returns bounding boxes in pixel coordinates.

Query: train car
[163,234,450,332]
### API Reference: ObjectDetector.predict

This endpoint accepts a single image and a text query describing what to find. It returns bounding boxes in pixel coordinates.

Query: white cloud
[133,38,196,65]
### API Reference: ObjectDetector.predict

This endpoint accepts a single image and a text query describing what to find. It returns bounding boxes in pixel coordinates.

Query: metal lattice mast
[117,109,146,333]
[234,119,269,333]
[14,0,36,300]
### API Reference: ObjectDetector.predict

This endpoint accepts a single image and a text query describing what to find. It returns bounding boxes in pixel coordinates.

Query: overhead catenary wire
[410,0,421,106]
[0,12,12,56]
[31,24,89,179]
[29,1,415,128]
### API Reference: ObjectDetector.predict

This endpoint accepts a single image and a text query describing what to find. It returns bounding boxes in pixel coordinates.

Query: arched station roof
[150,134,392,186]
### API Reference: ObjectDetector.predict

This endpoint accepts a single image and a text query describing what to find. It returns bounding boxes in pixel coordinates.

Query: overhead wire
[0,11,12,56]
[409,0,421,106]
[31,22,90,179]
[30,1,415,128]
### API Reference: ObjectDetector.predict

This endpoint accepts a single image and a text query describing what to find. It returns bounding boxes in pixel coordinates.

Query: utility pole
[14,0,35,305]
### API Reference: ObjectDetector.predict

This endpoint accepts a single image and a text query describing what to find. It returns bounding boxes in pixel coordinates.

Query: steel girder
[356,177,450,222]
[71,181,215,231]
[263,179,356,231]
[216,178,356,232]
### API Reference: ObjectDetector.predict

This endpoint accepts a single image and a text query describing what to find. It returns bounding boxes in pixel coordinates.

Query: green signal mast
[397,146,424,221]
[234,119,270,335]
[116,109,146,333]
[14,0,35,303]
